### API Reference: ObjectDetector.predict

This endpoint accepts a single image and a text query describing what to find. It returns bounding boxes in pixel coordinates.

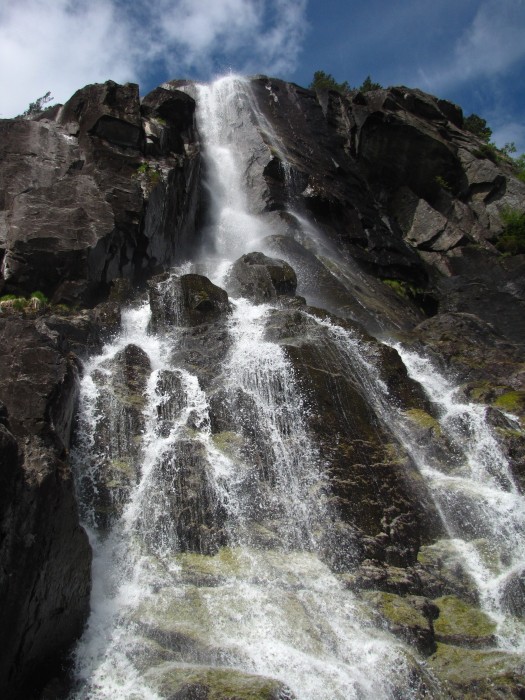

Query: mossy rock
[144,664,294,700]
[428,643,525,698]
[494,391,525,417]
[433,595,496,647]
[417,540,479,602]
[403,408,442,436]
[211,431,244,460]
[360,590,437,655]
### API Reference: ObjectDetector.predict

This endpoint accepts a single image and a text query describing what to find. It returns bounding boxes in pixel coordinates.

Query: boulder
[226,251,297,303]
[433,595,496,647]
[361,591,438,655]
[149,273,231,330]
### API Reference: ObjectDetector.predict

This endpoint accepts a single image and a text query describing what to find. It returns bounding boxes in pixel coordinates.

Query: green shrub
[464,113,492,142]
[309,70,350,93]
[473,143,499,163]
[309,71,382,95]
[0,294,18,302]
[512,153,525,183]
[135,162,161,187]
[358,75,382,92]
[495,208,525,255]
[30,290,49,304]
[12,297,28,311]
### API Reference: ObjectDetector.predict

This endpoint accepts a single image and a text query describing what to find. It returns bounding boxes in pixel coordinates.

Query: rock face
[1,75,525,698]
[0,317,91,699]
[0,80,201,305]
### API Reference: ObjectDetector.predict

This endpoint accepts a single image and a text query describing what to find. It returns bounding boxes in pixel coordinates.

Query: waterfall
[68,75,525,699]
[68,76,446,699]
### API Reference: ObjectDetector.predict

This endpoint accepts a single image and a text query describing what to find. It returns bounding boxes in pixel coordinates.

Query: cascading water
[305,310,525,652]
[393,346,525,651]
[68,76,447,699]
[67,72,525,699]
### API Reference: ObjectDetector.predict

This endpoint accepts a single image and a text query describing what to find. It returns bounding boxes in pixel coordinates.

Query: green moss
[362,591,428,628]
[428,643,525,696]
[30,290,48,303]
[493,391,525,414]
[109,458,134,475]
[433,595,496,645]
[146,664,288,700]
[211,431,243,459]
[404,408,442,436]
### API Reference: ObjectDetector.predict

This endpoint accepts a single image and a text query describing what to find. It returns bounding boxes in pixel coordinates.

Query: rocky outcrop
[226,251,297,303]
[250,77,525,348]
[0,80,201,305]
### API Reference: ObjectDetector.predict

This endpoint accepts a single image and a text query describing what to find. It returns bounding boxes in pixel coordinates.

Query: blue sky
[1,0,524,152]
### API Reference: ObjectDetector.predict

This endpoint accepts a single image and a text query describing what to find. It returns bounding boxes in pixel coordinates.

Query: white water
[68,76,441,699]
[70,298,432,699]
[307,309,525,651]
[394,346,525,651]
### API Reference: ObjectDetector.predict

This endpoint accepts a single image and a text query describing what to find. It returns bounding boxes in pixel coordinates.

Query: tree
[309,71,350,94]
[20,91,54,119]
[463,113,492,142]
[358,75,382,92]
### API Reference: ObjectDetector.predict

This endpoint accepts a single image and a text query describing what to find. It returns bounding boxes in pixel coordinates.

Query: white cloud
[418,0,525,93]
[0,0,308,117]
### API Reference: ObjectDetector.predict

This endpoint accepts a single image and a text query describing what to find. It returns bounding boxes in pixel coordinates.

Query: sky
[1,0,524,152]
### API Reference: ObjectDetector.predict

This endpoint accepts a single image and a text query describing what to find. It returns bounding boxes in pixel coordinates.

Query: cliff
[0,76,524,699]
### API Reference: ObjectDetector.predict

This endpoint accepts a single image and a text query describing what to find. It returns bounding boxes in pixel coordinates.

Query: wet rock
[149,273,230,330]
[263,232,426,334]
[416,540,480,603]
[501,570,525,618]
[361,591,438,655]
[226,251,297,303]
[433,595,497,648]
[77,343,151,528]
[264,307,442,567]
[428,644,525,699]
[340,560,424,595]
[141,439,227,555]
[145,664,295,700]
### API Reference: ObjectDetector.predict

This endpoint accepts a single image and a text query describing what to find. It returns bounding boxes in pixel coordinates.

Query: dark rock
[0,80,201,304]
[77,343,151,529]
[141,87,196,156]
[226,251,297,303]
[149,273,230,330]
[59,80,142,148]
[501,569,525,618]
[0,318,91,699]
